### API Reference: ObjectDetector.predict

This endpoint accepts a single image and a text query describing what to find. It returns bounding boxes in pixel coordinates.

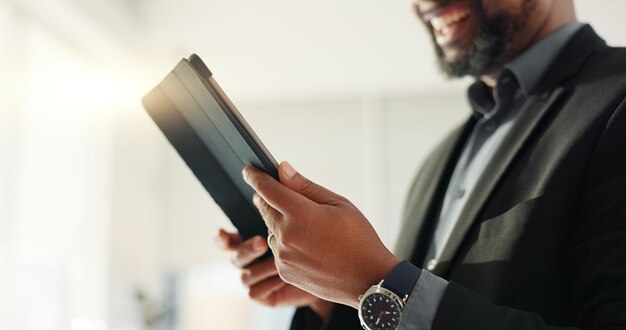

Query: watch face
[360,293,401,330]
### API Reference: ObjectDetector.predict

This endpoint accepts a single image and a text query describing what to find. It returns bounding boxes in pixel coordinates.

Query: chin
[442,48,466,65]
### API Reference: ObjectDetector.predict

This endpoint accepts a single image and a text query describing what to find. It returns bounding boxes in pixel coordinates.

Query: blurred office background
[0,0,624,329]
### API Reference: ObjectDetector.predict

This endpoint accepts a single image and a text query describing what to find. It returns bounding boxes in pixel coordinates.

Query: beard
[434,0,535,78]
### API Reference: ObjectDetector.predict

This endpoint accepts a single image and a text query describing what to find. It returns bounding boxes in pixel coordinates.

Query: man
[217,0,626,328]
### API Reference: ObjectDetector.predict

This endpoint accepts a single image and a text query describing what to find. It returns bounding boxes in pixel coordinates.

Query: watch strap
[382,260,422,299]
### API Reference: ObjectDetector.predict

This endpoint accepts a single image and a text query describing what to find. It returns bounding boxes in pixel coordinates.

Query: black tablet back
[142,55,277,254]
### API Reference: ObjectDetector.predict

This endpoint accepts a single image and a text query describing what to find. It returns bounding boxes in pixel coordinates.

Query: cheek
[527,0,552,25]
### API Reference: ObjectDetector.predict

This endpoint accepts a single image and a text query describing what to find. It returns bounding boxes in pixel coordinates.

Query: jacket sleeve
[290,270,449,330]
[428,97,626,330]
[290,307,325,330]
[431,283,578,330]
[290,305,361,330]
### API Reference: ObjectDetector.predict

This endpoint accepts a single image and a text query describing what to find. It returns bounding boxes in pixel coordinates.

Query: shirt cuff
[397,270,448,330]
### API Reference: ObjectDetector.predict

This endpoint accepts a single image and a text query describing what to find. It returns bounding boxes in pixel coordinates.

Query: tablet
[142,54,278,251]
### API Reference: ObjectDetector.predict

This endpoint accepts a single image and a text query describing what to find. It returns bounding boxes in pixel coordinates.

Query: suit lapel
[433,88,567,276]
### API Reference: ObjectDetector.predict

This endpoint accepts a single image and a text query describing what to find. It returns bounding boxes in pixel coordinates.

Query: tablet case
[142,54,277,254]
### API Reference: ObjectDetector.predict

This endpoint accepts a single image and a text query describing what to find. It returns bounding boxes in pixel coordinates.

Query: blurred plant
[135,288,176,330]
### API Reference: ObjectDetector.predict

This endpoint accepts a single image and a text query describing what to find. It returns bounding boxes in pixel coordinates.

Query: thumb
[279,161,344,204]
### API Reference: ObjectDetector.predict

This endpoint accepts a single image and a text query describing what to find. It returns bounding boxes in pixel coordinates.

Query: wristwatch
[357,260,421,330]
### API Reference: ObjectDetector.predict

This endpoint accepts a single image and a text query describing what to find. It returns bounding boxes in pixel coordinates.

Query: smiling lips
[428,3,473,45]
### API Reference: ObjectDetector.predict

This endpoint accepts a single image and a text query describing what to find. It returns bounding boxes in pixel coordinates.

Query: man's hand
[215,229,335,319]
[242,162,400,308]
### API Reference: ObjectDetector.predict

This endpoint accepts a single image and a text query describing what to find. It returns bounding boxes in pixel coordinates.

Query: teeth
[430,9,470,32]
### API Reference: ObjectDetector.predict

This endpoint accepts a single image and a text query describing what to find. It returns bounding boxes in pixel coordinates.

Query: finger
[259,286,288,307]
[261,284,312,308]
[253,193,282,235]
[242,165,313,216]
[249,275,287,302]
[241,257,279,287]
[279,161,346,205]
[261,285,310,307]
[260,287,286,307]
[215,229,243,250]
[231,236,267,268]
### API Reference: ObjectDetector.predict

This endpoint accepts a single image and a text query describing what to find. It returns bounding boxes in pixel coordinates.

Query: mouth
[424,3,474,47]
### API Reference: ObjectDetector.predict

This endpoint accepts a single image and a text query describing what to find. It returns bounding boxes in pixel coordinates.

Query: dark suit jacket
[291,25,626,329]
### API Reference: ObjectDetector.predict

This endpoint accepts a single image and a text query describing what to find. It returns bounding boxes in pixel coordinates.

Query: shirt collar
[467,22,583,118]
[505,22,584,97]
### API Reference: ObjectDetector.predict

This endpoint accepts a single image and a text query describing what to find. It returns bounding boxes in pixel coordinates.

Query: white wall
[131,0,626,99]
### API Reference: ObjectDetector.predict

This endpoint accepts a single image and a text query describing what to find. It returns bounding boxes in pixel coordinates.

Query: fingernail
[241,166,249,183]
[254,237,265,251]
[282,162,297,179]
[252,194,261,207]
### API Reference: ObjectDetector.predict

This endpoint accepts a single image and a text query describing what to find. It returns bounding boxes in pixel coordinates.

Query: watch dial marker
[360,293,401,330]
